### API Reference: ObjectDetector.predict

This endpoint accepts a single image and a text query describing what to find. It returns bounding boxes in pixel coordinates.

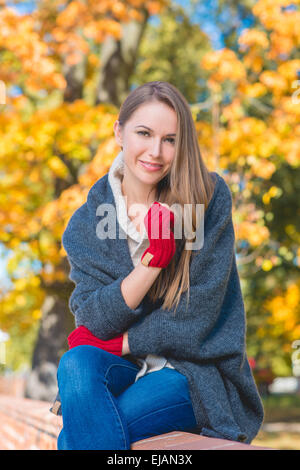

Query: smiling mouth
[140,161,163,169]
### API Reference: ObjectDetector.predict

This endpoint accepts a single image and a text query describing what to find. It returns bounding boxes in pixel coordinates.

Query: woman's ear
[113,120,123,149]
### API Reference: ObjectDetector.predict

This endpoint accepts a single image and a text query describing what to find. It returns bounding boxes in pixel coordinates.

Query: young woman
[52,81,264,450]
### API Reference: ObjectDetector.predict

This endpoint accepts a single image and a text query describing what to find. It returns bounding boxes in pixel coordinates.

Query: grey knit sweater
[58,161,264,443]
[108,150,175,382]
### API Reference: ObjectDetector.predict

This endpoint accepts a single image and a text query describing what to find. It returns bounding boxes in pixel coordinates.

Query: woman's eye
[137,131,149,136]
[137,131,175,144]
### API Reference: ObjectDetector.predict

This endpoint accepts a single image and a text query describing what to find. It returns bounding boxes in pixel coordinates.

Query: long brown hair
[117,81,216,315]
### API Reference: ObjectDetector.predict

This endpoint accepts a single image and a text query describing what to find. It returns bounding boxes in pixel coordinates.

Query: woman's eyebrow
[134,125,176,136]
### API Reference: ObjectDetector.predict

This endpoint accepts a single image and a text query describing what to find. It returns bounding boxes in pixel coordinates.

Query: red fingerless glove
[68,326,123,357]
[141,201,176,268]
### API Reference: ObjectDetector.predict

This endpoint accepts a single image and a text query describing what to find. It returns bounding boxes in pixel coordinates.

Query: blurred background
[0,0,299,450]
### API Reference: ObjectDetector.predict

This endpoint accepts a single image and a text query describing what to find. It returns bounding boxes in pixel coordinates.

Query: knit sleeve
[127,176,246,363]
[67,256,146,340]
[61,189,147,340]
[127,253,245,362]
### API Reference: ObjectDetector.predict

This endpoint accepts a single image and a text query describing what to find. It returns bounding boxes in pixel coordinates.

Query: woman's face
[114,101,177,188]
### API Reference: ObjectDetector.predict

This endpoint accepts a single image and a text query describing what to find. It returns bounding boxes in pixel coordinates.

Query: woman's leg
[115,367,199,446]
[57,345,139,450]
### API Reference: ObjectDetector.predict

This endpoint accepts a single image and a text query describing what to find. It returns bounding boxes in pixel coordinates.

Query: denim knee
[57,346,105,396]
[58,345,92,373]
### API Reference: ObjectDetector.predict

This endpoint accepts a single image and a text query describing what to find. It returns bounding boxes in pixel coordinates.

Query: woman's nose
[149,137,162,157]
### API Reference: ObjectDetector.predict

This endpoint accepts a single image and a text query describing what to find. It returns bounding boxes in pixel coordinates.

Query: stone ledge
[0,395,273,450]
[131,431,271,450]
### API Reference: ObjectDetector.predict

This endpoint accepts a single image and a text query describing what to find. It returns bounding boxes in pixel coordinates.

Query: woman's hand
[68,326,123,357]
[141,201,176,268]
[122,331,130,356]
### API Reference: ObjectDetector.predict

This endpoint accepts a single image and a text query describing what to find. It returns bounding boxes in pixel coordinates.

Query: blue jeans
[57,345,198,450]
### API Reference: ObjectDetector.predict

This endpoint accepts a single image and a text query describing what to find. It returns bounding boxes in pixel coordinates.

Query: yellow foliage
[281,97,300,116]
[201,48,246,82]
[111,2,127,17]
[30,277,40,287]
[262,185,282,204]
[238,28,269,50]
[260,71,288,94]
[48,156,70,178]
[242,82,267,98]
[264,282,300,342]
[246,156,276,179]
[79,138,120,187]
[14,279,27,291]
[15,295,26,307]
[58,186,89,220]
[32,309,42,320]
[221,98,244,122]
[252,1,300,60]
[278,60,300,82]
[269,32,295,57]
[244,54,264,74]
[0,7,66,92]
[146,1,168,15]
[56,1,86,28]
[235,221,270,246]
[261,259,273,271]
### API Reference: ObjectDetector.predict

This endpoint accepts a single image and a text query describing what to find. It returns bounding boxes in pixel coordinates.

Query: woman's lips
[139,161,163,171]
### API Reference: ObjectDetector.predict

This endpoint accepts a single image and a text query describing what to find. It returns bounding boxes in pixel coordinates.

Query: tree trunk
[24,287,74,402]
[63,52,87,102]
[25,257,74,402]
[96,9,150,107]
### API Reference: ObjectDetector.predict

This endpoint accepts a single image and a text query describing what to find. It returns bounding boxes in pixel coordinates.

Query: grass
[252,430,300,450]
[262,393,300,422]
[251,393,300,450]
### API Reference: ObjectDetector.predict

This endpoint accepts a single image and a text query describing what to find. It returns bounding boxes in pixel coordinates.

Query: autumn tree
[199,0,300,377]
[0,0,168,400]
